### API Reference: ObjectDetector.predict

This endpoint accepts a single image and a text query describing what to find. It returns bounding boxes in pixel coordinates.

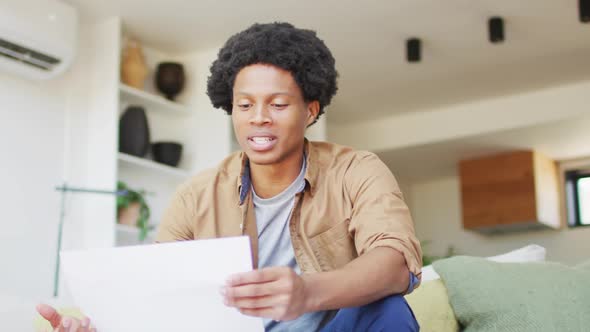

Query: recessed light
[580,0,590,23]
[488,17,504,43]
[406,38,421,63]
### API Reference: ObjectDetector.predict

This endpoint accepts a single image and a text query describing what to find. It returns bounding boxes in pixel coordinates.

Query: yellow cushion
[405,279,459,332]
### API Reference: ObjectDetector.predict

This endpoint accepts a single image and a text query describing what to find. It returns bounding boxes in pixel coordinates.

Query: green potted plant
[116,181,152,241]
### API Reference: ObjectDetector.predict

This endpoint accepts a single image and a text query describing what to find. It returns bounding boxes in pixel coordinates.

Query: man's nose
[249,105,272,126]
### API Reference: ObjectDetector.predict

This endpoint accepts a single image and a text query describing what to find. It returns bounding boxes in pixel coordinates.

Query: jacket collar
[236,139,319,205]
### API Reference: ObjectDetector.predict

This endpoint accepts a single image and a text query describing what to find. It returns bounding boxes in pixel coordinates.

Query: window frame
[565,170,590,228]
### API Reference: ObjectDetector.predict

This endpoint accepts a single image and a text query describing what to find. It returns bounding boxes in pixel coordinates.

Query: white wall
[409,175,590,265]
[329,79,590,153]
[0,73,67,300]
[0,20,120,332]
[0,18,120,332]
[62,18,119,253]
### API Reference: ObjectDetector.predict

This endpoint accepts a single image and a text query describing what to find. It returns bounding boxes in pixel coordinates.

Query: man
[38,22,422,331]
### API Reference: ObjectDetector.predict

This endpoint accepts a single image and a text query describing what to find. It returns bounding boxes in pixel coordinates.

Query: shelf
[119,83,191,115]
[118,152,189,178]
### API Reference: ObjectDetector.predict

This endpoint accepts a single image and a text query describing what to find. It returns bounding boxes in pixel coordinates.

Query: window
[565,170,590,227]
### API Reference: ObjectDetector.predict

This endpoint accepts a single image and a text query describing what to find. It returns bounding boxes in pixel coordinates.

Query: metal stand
[52,183,126,297]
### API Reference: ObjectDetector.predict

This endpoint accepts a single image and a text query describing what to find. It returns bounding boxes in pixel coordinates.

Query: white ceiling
[378,113,590,183]
[64,0,590,124]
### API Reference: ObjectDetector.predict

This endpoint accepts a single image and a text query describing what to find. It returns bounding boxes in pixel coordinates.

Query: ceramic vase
[119,106,150,157]
[121,40,148,89]
[155,62,185,100]
[152,142,183,167]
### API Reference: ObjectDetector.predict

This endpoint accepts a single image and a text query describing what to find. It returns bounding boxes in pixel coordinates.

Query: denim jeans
[319,295,419,332]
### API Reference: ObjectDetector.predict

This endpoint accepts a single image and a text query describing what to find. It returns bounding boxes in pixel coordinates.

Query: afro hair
[206,22,338,123]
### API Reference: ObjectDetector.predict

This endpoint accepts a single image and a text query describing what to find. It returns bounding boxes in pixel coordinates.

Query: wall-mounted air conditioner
[0,0,78,80]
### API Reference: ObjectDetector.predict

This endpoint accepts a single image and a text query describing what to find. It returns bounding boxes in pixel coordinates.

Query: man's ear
[306,101,320,127]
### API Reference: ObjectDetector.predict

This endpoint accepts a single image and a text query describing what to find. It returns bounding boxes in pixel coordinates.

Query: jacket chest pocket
[308,219,357,271]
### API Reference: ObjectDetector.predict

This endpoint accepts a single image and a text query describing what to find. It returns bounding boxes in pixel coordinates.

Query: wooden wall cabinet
[459,150,561,234]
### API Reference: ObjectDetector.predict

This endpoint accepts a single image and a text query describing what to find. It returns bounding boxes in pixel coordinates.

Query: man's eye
[272,104,288,109]
[238,104,251,109]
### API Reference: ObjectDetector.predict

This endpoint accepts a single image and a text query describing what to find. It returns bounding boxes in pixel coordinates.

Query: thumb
[36,304,62,328]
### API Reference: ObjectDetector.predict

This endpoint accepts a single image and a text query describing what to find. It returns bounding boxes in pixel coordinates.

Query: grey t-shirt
[252,159,330,331]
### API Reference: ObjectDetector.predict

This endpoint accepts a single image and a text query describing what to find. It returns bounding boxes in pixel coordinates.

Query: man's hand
[36,304,95,332]
[221,267,311,321]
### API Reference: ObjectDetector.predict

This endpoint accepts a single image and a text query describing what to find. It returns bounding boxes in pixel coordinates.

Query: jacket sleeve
[155,183,196,243]
[345,152,423,286]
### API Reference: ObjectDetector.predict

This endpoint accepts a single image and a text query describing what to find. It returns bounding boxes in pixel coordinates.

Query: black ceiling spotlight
[488,17,504,43]
[406,38,421,63]
[580,0,590,23]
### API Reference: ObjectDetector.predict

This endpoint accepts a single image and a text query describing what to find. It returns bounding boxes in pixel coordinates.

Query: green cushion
[576,259,590,271]
[405,279,459,332]
[433,257,590,332]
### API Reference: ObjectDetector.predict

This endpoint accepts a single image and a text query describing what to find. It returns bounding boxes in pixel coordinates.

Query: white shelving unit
[117,152,189,178]
[117,64,195,246]
[114,37,223,247]
[119,83,192,115]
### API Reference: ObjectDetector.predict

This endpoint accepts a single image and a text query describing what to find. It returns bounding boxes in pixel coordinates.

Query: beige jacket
[156,140,422,289]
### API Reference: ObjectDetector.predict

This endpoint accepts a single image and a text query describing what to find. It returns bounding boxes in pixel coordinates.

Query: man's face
[231,64,318,166]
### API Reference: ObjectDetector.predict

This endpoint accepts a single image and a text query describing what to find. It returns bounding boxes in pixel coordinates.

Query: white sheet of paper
[60,236,264,332]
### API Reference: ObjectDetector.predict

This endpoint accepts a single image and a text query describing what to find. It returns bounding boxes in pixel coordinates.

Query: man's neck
[249,151,304,199]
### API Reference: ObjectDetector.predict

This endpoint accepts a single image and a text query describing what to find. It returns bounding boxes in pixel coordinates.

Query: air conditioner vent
[0,0,77,79]
[0,37,60,71]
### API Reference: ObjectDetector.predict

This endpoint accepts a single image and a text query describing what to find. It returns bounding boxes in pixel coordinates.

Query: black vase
[152,142,183,167]
[155,62,185,101]
[119,106,150,157]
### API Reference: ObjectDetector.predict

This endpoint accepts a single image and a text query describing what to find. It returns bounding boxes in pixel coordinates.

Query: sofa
[405,245,590,332]
[34,245,590,332]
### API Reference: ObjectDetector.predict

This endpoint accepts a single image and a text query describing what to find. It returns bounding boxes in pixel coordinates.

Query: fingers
[223,282,278,299]
[56,317,74,332]
[76,317,95,332]
[37,304,95,332]
[36,304,62,328]
[223,267,298,307]
[223,269,288,309]
[80,317,92,331]
[60,317,96,332]
[226,267,289,286]
[237,307,276,318]
[238,304,298,321]
[230,294,288,309]
[229,296,266,309]
[224,267,306,321]
[63,317,79,331]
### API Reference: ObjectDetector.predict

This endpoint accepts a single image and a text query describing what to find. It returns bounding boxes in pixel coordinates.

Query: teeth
[252,137,273,143]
